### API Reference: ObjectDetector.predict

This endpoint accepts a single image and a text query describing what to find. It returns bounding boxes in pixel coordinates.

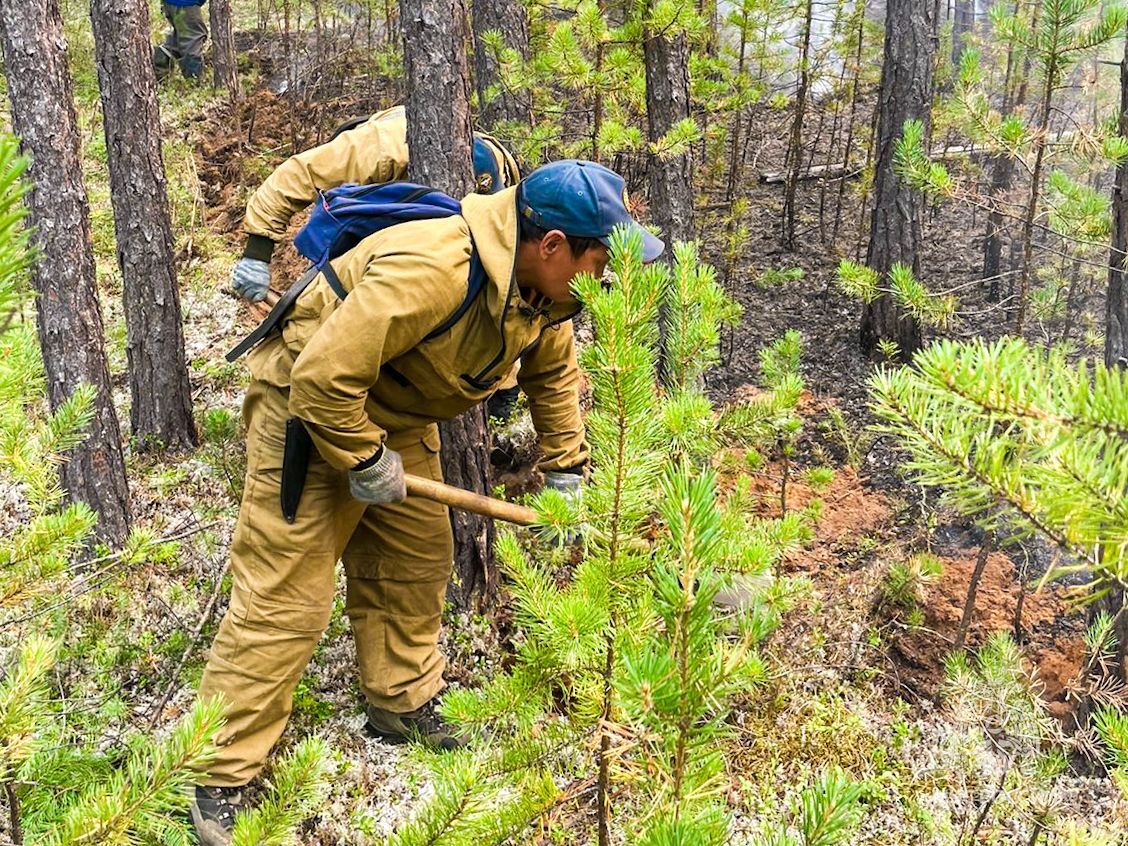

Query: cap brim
[600,223,665,263]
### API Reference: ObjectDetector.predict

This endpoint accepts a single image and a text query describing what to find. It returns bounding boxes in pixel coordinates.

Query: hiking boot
[179,55,204,81]
[365,698,466,751]
[190,785,244,846]
[486,385,520,424]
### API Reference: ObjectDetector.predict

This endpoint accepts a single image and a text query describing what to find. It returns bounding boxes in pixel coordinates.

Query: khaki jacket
[247,187,588,473]
[243,106,520,242]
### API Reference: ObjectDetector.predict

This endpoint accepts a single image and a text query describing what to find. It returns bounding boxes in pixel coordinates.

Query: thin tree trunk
[644,10,694,377]
[952,0,974,66]
[782,0,814,249]
[0,0,131,544]
[209,0,240,99]
[1015,71,1055,334]
[90,0,197,452]
[1108,23,1128,370]
[592,43,605,160]
[644,18,695,246]
[833,1,866,247]
[859,0,935,359]
[981,1,1031,293]
[471,0,532,130]
[954,532,993,651]
[401,0,494,610]
[724,8,750,206]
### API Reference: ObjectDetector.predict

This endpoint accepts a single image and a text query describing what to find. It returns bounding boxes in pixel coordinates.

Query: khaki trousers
[198,382,453,786]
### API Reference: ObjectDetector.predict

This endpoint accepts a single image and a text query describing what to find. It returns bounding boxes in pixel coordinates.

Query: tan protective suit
[200,187,587,786]
[241,104,523,392]
[242,105,520,243]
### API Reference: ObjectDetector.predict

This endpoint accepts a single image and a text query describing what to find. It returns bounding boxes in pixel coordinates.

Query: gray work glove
[544,471,584,546]
[231,257,272,302]
[544,471,583,503]
[349,446,406,505]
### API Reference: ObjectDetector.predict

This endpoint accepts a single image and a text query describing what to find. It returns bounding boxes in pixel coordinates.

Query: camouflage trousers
[153,3,208,80]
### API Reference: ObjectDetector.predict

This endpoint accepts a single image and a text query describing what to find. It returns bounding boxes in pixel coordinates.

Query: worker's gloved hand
[349,446,406,505]
[544,471,583,503]
[231,257,272,302]
[544,471,584,546]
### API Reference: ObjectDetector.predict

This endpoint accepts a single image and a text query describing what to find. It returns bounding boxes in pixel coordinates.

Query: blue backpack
[226,182,486,362]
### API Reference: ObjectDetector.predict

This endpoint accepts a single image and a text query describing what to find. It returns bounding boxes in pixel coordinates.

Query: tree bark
[209,0,240,99]
[782,0,814,249]
[951,0,974,67]
[470,0,532,130]
[401,0,475,195]
[437,406,496,608]
[90,0,197,452]
[644,20,695,247]
[401,0,495,609]
[0,0,131,544]
[859,0,934,360]
[1108,25,1128,370]
[644,12,694,379]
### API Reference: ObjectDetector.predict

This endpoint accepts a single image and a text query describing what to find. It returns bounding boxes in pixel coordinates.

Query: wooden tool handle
[405,472,540,527]
[250,293,537,526]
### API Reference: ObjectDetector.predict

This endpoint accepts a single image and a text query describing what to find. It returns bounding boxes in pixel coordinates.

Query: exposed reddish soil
[892,547,1086,712]
[738,461,892,572]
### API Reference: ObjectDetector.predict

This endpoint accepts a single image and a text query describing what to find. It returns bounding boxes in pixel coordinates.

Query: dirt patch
[891,546,1085,710]
[727,458,892,572]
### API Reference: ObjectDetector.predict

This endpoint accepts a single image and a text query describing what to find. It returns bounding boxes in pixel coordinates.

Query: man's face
[532,230,610,303]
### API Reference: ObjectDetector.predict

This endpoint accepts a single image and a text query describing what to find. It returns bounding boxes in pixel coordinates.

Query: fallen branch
[145,562,230,730]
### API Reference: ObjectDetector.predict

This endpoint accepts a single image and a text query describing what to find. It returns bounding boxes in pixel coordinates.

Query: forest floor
[5,16,1125,844]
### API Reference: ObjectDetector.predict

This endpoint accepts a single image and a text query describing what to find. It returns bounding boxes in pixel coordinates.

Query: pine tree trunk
[951,0,973,66]
[833,1,866,245]
[90,0,197,452]
[859,0,934,360]
[644,21,695,246]
[782,0,814,249]
[0,0,131,544]
[401,0,495,609]
[471,0,531,130]
[209,0,240,99]
[644,13,694,379]
[1107,27,1128,370]
[1014,72,1054,334]
[981,154,1014,300]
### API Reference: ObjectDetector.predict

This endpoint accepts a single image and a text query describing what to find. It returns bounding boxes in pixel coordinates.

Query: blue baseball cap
[517,160,665,261]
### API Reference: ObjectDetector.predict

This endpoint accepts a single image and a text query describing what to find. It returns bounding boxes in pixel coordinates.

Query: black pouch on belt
[280,417,313,523]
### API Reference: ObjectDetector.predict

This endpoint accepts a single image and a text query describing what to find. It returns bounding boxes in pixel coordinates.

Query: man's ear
[541,229,568,258]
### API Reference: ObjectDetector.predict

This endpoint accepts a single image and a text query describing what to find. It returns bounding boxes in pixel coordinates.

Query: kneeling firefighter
[230,105,525,419]
[190,160,665,845]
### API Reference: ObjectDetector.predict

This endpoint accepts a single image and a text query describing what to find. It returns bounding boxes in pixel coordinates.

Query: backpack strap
[224,263,321,362]
[225,232,487,362]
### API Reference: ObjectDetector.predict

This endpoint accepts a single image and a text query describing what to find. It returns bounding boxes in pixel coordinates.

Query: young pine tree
[389,231,808,844]
[868,338,1128,605]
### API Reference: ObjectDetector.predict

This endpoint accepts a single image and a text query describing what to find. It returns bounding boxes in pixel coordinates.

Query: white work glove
[231,257,272,302]
[349,446,406,505]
